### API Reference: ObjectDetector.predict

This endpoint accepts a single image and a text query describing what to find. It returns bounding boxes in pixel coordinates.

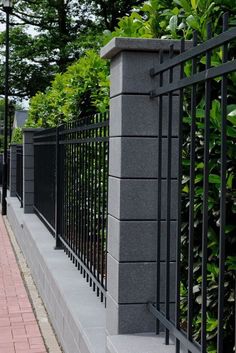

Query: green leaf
[226,256,236,270]
[228,109,236,125]
[206,317,218,332]
[225,225,236,234]
[169,15,178,33]
[207,263,219,276]
[196,162,204,169]
[227,173,233,189]
[209,174,221,184]
[173,0,192,12]
[227,126,236,137]
[186,15,199,30]
[196,109,205,118]
[191,0,198,10]
[195,174,203,183]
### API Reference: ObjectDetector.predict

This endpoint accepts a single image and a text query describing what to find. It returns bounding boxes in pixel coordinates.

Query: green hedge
[27,50,109,128]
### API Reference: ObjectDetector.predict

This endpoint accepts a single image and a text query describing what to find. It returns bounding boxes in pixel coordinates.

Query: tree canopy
[0,0,142,99]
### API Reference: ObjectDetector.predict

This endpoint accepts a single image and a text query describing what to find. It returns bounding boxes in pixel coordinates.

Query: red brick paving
[0,216,47,353]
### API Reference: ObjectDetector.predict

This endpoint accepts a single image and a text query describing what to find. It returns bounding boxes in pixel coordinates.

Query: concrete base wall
[6,195,176,353]
[6,196,106,353]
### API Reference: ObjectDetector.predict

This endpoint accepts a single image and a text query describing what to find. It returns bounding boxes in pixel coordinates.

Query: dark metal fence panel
[58,113,109,299]
[34,128,56,234]
[149,14,236,353]
[16,145,23,206]
[7,149,10,189]
[33,113,109,300]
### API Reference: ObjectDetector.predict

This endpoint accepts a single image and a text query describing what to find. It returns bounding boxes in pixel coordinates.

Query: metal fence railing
[7,149,10,189]
[33,113,109,300]
[34,128,56,233]
[148,13,236,353]
[16,145,23,207]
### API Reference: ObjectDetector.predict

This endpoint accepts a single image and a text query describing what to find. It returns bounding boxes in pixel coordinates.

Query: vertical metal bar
[86,116,90,280]
[71,124,74,259]
[61,128,66,251]
[76,125,80,265]
[55,126,62,249]
[235,275,236,353]
[176,37,185,353]
[217,13,228,353]
[83,119,87,277]
[96,115,102,296]
[104,114,109,297]
[74,124,77,260]
[2,9,10,215]
[101,113,108,299]
[93,115,98,291]
[201,22,212,353]
[72,126,76,261]
[89,116,94,287]
[101,121,105,299]
[21,147,23,207]
[65,129,68,251]
[81,120,85,274]
[81,122,84,272]
[165,44,174,345]
[67,126,71,255]
[67,124,70,252]
[74,123,77,262]
[156,49,164,335]
[187,31,198,352]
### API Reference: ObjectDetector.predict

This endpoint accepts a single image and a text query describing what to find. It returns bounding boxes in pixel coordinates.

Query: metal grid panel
[33,113,109,300]
[149,13,236,353]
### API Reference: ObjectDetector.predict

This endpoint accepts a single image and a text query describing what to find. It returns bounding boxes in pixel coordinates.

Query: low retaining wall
[6,195,176,353]
[6,196,106,353]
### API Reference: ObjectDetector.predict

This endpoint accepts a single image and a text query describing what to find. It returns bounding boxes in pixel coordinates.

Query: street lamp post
[1,0,13,215]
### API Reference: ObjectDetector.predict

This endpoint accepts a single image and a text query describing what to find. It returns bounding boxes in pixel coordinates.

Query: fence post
[9,144,17,197]
[101,38,187,335]
[22,128,43,214]
[55,125,63,249]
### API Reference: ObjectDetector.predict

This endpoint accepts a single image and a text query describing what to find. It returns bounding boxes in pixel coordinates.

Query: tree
[83,0,144,31]
[0,0,97,98]
[0,0,142,99]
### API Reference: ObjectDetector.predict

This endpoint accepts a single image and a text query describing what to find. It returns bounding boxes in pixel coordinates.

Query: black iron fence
[34,128,56,233]
[16,145,23,207]
[7,149,10,189]
[34,113,109,300]
[148,14,236,353]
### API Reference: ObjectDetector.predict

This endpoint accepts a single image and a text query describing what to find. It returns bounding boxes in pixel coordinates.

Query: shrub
[27,50,109,128]
[11,127,23,144]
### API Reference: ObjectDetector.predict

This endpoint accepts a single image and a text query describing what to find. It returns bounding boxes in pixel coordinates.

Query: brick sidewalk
[0,216,47,353]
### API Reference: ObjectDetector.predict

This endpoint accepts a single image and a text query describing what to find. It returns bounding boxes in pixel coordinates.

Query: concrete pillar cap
[101,37,192,59]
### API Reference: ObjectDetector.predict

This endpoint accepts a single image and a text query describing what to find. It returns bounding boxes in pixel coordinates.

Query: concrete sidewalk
[0,215,47,353]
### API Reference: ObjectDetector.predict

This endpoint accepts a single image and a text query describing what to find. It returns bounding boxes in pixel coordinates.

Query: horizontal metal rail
[148,303,201,353]
[59,137,109,144]
[34,206,56,236]
[59,120,109,135]
[150,26,236,76]
[150,59,236,97]
[34,141,56,146]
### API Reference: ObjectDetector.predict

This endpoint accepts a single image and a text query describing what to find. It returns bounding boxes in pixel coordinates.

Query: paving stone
[0,216,47,353]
